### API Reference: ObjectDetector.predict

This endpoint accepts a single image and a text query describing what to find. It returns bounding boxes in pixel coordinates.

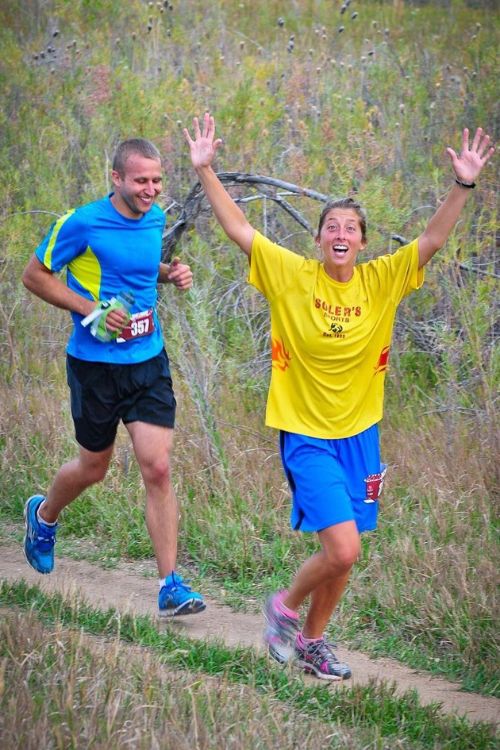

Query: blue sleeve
[35,209,88,272]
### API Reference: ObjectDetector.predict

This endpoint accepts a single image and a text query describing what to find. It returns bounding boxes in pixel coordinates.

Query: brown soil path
[1,541,498,725]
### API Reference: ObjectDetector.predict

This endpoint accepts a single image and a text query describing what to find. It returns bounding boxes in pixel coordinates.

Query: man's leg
[126,421,177,576]
[39,444,115,523]
[126,420,205,616]
[24,444,113,574]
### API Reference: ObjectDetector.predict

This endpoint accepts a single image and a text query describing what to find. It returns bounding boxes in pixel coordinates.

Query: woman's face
[316,208,366,282]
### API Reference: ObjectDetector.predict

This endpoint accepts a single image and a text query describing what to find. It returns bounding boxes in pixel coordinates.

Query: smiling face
[110,153,163,219]
[316,207,366,282]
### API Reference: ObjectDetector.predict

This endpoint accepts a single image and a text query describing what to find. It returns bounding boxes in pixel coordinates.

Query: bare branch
[161,172,329,261]
[160,171,411,261]
[216,172,330,202]
[457,262,500,280]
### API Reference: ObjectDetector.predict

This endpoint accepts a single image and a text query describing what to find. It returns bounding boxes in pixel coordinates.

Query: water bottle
[87,291,135,342]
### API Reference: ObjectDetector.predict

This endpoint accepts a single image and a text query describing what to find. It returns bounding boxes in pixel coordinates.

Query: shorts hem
[293,518,378,534]
[122,416,175,429]
[76,437,115,453]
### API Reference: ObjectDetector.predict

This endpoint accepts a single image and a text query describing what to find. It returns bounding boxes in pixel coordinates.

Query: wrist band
[455,178,476,189]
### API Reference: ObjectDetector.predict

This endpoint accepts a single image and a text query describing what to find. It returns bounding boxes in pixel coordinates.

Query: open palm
[184,113,222,170]
[446,127,494,184]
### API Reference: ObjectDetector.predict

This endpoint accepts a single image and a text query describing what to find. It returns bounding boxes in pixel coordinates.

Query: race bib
[363,465,387,504]
[117,309,155,343]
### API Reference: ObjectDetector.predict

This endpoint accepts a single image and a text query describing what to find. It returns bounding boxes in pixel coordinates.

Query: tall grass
[0,0,498,699]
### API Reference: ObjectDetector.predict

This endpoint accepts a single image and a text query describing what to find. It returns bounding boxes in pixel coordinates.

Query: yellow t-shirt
[248,230,424,439]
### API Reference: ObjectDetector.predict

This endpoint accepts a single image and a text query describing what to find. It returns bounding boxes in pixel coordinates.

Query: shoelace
[307,639,340,665]
[167,574,193,592]
[34,525,57,550]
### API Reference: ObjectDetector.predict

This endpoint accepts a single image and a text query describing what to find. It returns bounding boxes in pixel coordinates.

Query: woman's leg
[284,520,360,636]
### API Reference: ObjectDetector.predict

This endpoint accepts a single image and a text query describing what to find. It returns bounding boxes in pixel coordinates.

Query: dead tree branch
[161,171,409,261]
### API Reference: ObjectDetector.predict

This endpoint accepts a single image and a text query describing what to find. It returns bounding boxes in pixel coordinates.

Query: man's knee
[82,465,108,486]
[141,456,172,488]
[79,452,111,485]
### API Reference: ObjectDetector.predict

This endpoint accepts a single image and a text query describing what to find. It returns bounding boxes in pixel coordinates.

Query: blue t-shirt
[35,195,166,364]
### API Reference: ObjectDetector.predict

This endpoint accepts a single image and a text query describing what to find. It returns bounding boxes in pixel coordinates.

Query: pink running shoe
[263,591,299,664]
[295,636,351,680]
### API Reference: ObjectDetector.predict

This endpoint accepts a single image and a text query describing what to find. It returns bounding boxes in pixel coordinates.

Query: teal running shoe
[24,495,58,574]
[158,572,206,617]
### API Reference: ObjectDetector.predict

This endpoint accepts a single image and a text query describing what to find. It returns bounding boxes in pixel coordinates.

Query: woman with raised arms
[184,114,493,680]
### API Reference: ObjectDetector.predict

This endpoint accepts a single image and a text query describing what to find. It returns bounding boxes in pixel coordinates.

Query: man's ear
[110,169,121,187]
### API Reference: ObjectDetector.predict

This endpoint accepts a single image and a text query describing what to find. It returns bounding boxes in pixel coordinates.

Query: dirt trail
[1,541,498,725]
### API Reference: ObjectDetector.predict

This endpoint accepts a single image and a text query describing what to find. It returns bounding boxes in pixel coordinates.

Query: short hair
[316,197,367,242]
[112,138,161,176]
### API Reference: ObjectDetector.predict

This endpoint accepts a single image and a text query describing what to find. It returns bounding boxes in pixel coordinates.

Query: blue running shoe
[24,495,58,574]
[158,572,206,617]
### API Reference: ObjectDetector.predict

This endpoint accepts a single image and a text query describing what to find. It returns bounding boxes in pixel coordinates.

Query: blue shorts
[279,425,386,534]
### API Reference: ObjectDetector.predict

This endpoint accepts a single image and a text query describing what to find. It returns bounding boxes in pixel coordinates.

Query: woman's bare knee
[319,522,360,574]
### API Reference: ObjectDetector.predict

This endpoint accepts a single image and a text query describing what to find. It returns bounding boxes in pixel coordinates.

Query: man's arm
[417,127,494,269]
[22,255,95,317]
[184,113,255,258]
[22,256,129,333]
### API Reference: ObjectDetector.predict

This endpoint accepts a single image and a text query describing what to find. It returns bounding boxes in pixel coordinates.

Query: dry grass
[0,0,497,694]
[0,608,357,750]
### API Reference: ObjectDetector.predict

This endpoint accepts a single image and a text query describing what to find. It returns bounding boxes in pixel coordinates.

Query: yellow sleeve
[248,231,307,302]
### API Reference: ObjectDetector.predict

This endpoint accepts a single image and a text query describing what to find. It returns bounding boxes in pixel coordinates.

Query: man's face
[111,153,163,219]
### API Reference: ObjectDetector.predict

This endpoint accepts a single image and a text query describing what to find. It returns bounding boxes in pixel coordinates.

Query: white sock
[37,502,57,527]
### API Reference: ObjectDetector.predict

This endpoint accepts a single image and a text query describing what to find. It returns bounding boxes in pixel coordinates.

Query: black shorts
[66,349,176,452]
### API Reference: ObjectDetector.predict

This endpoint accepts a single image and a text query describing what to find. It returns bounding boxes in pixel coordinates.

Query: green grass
[0,0,498,731]
[1,580,497,750]
[0,611,350,749]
